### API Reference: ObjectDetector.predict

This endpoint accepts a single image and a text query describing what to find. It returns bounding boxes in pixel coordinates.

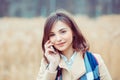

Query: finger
[46,40,51,44]
[44,40,50,48]
[45,41,54,49]
[48,48,56,54]
[45,48,56,55]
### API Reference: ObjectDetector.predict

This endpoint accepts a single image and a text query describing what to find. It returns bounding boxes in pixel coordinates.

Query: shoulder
[92,53,112,80]
[92,53,101,59]
[92,53,104,66]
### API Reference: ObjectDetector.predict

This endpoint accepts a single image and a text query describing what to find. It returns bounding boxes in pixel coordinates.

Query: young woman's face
[49,21,73,52]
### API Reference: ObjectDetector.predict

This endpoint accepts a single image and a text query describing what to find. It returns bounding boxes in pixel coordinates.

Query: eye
[49,33,55,37]
[61,30,66,34]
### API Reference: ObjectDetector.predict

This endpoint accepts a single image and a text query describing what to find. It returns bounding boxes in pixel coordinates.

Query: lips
[56,42,66,47]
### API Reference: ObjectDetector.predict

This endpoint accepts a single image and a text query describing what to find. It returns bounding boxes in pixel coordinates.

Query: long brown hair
[42,9,89,55]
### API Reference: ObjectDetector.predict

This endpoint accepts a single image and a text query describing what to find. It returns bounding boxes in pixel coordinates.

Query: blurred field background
[0,15,120,80]
[0,0,120,80]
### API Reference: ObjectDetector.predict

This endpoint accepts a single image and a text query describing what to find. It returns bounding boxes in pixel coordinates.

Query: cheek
[69,36,73,42]
[49,37,55,43]
[64,33,73,43]
[66,32,73,39]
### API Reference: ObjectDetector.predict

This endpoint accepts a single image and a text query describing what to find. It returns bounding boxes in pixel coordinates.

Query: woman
[37,10,112,80]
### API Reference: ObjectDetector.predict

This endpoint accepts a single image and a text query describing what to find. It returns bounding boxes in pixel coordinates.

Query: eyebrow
[50,28,68,33]
[59,28,67,32]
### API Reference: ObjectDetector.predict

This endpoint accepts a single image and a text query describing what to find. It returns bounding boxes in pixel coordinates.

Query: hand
[44,40,60,71]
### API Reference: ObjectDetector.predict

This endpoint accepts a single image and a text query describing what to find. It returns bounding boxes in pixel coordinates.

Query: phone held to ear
[50,46,57,54]
[50,46,54,50]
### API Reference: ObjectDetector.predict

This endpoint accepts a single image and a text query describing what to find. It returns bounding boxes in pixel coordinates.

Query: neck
[62,46,74,60]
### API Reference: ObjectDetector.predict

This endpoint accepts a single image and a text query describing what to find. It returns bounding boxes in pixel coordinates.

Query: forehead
[51,21,70,32]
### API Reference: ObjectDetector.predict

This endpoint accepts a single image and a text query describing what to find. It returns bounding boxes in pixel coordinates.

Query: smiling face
[49,21,73,52]
[42,11,89,54]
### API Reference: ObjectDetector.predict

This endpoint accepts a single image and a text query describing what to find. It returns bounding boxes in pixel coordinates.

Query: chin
[56,47,67,52]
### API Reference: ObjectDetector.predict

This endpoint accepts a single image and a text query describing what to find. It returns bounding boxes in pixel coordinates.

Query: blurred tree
[87,0,97,17]
[0,0,9,17]
[0,0,120,17]
[112,0,120,14]
[74,0,87,15]
[49,0,56,13]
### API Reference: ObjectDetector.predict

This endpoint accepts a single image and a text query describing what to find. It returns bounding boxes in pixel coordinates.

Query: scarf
[55,51,100,80]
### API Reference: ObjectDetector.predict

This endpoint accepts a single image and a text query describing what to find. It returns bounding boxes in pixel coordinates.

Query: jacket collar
[59,51,86,79]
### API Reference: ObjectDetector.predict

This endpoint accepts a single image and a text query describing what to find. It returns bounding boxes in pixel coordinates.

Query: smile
[56,42,66,47]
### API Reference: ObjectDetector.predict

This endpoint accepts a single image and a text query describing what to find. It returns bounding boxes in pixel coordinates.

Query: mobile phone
[50,46,57,54]
[50,46,54,50]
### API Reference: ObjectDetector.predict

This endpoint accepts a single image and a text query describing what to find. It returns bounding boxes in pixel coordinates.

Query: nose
[55,35,62,42]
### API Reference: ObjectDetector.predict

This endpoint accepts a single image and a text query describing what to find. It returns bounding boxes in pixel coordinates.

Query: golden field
[0,15,120,80]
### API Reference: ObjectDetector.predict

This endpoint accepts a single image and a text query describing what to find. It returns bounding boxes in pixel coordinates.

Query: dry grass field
[0,15,120,80]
